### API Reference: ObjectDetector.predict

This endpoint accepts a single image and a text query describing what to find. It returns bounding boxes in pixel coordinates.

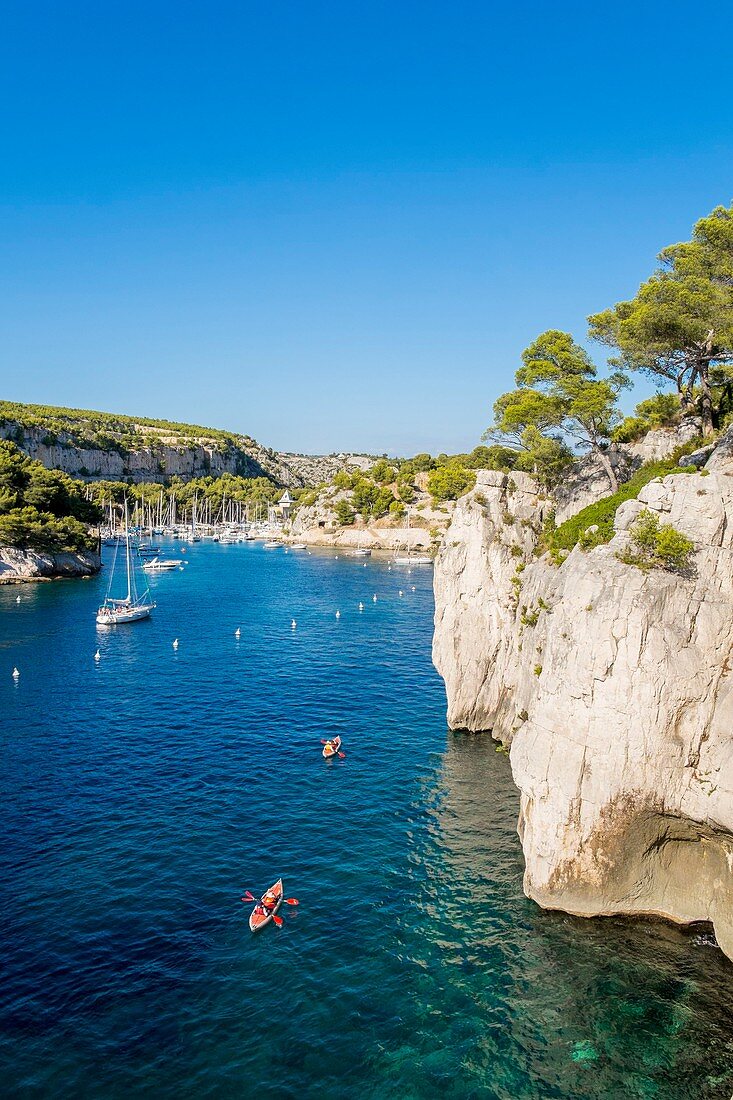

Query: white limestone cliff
[432,435,733,960]
[0,421,372,489]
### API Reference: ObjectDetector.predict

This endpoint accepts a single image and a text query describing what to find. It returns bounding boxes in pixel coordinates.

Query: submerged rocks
[432,437,733,962]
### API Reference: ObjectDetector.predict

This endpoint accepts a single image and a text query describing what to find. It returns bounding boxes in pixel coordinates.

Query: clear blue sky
[2,1,732,456]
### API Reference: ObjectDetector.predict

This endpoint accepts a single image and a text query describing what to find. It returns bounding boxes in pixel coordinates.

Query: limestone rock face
[433,447,733,961]
[552,447,631,524]
[626,416,702,464]
[552,420,703,525]
[0,547,101,582]
[0,421,371,489]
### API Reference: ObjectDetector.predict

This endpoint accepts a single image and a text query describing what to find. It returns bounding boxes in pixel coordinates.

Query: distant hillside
[0,401,374,488]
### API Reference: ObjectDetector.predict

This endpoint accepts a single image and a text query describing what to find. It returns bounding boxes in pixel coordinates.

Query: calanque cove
[3,396,733,964]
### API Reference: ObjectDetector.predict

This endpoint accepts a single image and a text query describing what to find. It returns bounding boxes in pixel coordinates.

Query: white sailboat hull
[96,603,155,625]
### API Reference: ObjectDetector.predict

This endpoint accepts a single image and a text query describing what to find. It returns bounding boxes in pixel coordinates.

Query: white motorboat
[142,556,182,572]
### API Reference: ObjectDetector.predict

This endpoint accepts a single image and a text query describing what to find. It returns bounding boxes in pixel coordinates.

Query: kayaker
[263,891,276,909]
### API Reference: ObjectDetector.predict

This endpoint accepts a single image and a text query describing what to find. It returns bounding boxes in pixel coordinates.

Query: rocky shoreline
[0,547,101,584]
[432,425,733,961]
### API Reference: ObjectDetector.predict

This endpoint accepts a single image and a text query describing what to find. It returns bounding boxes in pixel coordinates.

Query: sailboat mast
[124,499,132,603]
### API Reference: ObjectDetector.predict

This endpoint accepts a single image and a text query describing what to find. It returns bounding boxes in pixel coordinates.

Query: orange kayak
[322,736,342,759]
[248,878,283,932]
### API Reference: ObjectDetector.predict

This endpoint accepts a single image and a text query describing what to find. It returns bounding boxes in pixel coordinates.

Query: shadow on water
[381,732,733,1100]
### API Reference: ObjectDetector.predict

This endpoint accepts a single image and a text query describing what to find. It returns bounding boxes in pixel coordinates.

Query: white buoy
[94,650,101,662]
[359,602,364,611]
[335,610,341,619]
[173,638,179,650]
[235,628,241,638]
[411,585,416,592]
[363,563,367,568]
[12,667,19,680]
[15,595,21,603]
[372,594,377,603]
[399,590,403,597]
[181,547,187,552]
[388,566,392,571]
[291,619,297,629]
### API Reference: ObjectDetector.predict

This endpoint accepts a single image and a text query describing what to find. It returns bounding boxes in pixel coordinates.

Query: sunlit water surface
[1,542,732,1099]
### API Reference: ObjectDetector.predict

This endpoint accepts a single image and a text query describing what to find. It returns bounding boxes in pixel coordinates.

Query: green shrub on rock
[616,509,694,574]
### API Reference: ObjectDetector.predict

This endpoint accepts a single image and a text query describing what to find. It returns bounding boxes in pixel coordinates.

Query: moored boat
[393,509,432,565]
[248,878,283,932]
[142,556,182,572]
[97,501,156,625]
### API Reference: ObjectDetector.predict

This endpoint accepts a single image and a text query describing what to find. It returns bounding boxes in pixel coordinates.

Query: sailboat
[347,525,371,557]
[393,509,432,565]
[96,500,156,624]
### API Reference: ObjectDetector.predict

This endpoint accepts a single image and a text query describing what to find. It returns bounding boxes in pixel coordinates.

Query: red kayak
[322,736,342,759]
[248,878,283,932]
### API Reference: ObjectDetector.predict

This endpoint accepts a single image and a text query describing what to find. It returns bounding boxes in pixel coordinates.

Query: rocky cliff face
[433,433,733,961]
[0,547,101,583]
[0,420,371,489]
[552,418,702,524]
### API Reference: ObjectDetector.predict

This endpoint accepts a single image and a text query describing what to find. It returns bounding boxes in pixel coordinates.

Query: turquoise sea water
[1,542,732,1099]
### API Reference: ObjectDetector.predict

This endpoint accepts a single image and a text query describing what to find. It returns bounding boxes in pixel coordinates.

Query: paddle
[242,891,299,906]
[272,914,283,928]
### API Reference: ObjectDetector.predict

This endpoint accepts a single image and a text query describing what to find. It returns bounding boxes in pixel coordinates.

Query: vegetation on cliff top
[543,447,701,557]
[483,202,733,491]
[589,203,733,437]
[0,441,101,553]
[0,400,259,456]
[313,451,479,529]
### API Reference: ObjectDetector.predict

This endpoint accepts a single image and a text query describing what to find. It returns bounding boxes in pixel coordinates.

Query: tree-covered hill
[0,401,362,488]
[0,440,101,552]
